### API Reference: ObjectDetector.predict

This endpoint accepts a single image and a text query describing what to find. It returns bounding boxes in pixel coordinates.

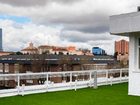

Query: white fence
[0,68,128,97]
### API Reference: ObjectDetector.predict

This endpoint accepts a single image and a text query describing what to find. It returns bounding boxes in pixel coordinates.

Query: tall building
[115,39,129,55]
[0,29,2,51]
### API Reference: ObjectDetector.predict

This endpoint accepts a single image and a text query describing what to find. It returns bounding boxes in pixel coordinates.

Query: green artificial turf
[0,83,140,105]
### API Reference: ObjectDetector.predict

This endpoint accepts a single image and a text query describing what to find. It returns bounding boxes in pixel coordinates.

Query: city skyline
[0,0,136,54]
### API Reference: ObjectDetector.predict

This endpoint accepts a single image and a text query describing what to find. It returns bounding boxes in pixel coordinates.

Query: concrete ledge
[110,12,140,35]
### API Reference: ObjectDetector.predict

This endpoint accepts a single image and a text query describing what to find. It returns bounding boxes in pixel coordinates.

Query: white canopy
[110,12,140,35]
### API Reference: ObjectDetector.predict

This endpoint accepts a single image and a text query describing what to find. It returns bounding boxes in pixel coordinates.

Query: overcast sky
[0,0,138,54]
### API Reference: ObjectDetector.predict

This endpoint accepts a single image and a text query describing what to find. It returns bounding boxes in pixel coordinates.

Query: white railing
[0,68,128,97]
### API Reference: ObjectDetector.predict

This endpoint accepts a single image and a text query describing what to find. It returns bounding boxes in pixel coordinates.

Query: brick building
[115,39,129,55]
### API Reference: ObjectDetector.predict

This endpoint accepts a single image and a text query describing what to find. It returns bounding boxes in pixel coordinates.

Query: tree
[59,52,64,55]
[114,52,118,59]
[16,52,23,55]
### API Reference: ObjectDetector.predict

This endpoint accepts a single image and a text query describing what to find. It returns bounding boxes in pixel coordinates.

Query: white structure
[110,10,140,96]
[0,68,128,97]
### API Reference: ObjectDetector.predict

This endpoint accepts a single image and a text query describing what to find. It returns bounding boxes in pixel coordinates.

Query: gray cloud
[64,24,109,34]
[61,30,113,43]
[0,0,132,54]
[0,0,81,7]
[0,0,131,34]
[0,0,48,6]
[53,0,82,4]
[33,10,110,34]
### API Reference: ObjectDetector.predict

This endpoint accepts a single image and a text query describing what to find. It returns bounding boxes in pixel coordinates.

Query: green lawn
[0,83,140,105]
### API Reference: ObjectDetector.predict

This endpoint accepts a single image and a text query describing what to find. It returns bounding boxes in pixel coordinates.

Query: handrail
[0,68,128,77]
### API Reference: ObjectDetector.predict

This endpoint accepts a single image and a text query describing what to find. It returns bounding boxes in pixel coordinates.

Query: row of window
[1,57,114,61]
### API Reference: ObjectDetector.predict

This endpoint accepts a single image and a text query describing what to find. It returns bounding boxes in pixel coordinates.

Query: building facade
[38,45,52,54]
[115,39,129,55]
[25,44,92,56]
[21,42,38,54]
[0,51,13,56]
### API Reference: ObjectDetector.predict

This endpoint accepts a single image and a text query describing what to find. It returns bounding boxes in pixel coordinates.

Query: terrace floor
[0,83,139,105]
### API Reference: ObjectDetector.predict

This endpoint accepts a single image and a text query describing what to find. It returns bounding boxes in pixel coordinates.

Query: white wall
[129,35,140,96]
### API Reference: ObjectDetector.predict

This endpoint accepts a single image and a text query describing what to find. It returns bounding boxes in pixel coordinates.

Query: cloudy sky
[0,0,138,54]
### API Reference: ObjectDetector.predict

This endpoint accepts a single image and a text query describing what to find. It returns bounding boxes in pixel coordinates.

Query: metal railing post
[120,69,122,82]
[89,71,92,87]
[70,72,72,89]
[125,75,128,82]
[21,84,25,96]
[106,70,108,85]
[17,74,20,95]
[110,76,113,86]
[75,79,77,91]
[93,71,97,89]
[46,73,49,92]
[74,74,78,91]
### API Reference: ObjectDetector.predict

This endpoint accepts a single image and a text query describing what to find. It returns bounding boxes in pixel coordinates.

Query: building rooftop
[38,45,52,49]
[21,42,38,51]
